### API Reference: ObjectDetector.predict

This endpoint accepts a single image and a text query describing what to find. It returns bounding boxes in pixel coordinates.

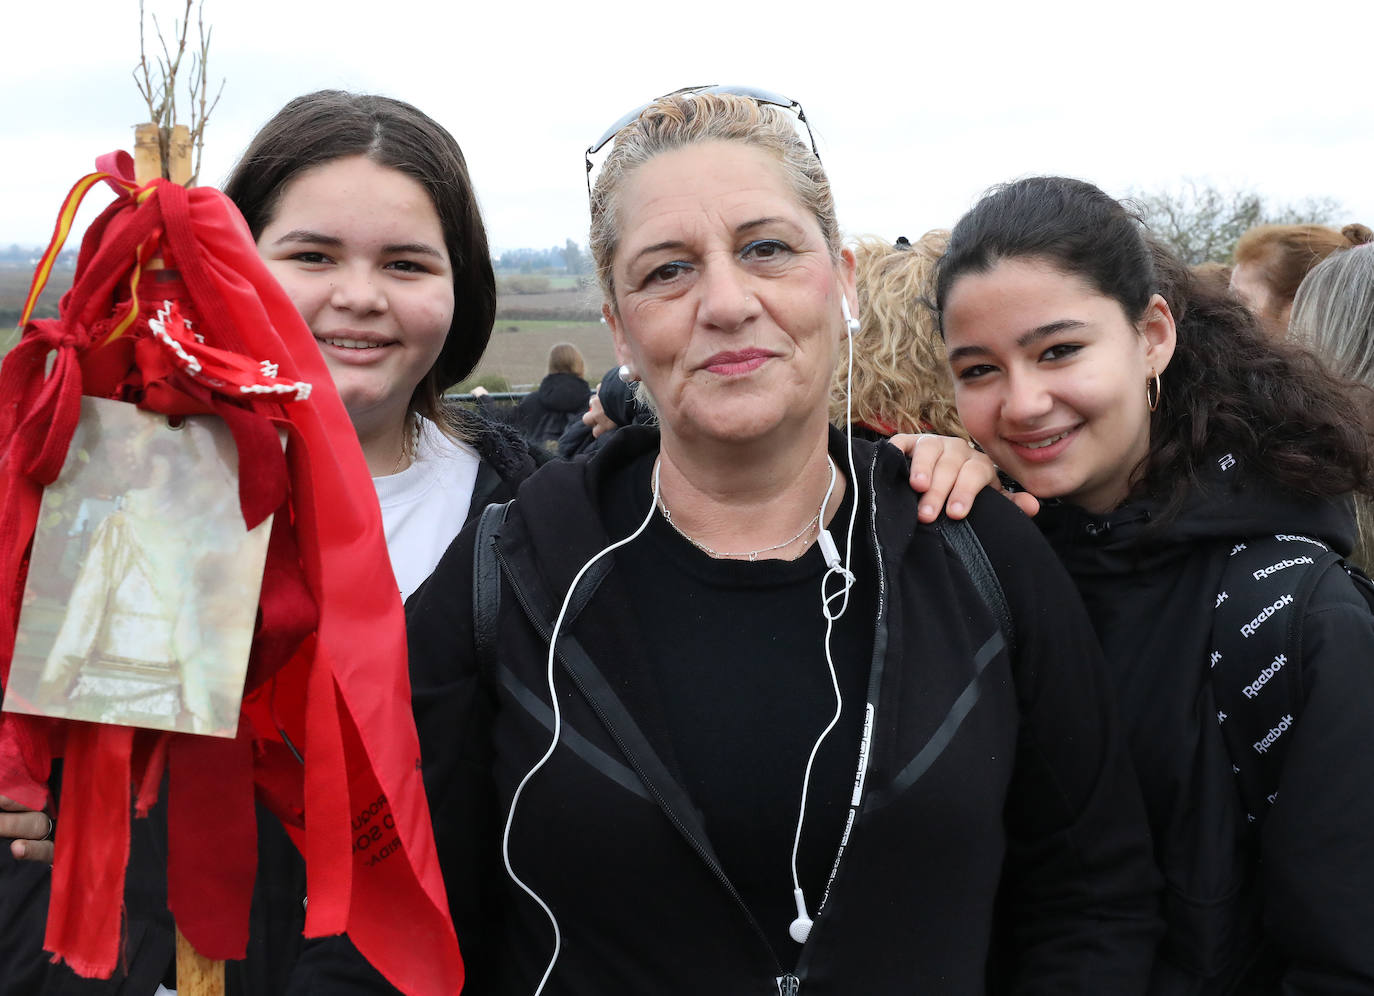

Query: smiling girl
[224,90,539,601]
[935,176,1374,995]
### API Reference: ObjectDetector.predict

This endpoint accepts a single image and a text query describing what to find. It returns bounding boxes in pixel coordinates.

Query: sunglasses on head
[584,84,819,199]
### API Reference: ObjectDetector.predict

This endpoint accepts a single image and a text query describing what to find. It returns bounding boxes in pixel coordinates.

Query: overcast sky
[3,0,1369,256]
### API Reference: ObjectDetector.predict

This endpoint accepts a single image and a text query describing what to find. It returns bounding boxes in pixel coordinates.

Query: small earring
[618,364,637,384]
[1146,370,1162,412]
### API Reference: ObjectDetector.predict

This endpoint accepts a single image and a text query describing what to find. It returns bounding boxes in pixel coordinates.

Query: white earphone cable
[501,461,662,995]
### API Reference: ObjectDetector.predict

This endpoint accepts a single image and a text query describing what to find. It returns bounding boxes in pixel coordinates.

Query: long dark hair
[223,90,495,433]
[934,176,1374,521]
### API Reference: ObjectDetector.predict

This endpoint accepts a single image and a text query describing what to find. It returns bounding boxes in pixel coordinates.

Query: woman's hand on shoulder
[0,795,54,864]
[890,433,1040,522]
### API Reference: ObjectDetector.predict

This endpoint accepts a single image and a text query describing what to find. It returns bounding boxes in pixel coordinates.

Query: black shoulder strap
[933,516,1016,660]
[1209,534,1343,828]
[472,500,511,677]
[1346,561,1374,610]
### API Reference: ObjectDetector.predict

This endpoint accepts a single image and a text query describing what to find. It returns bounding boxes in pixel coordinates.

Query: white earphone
[841,295,860,336]
[787,292,863,945]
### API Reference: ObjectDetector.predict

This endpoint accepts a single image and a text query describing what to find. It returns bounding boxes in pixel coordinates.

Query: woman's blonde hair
[830,233,968,439]
[588,91,840,307]
[547,342,586,378]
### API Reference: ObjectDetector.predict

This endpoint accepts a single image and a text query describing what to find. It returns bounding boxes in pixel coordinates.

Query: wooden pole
[133,123,162,184]
[132,121,223,996]
[175,927,225,995]
[168,125,192,186]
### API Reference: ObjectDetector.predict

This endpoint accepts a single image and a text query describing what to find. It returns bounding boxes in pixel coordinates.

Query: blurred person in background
[1291,236,1374,571]
[475,342,592,454]
[1230,222,1370,337]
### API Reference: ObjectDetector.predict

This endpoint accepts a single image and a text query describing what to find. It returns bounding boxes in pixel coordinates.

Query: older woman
[293,89,1159,995]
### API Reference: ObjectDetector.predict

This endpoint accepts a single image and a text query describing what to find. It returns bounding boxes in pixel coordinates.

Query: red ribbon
[0,163,462,993]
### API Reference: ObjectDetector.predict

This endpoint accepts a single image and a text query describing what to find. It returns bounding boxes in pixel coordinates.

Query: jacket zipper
[494,543,789,985]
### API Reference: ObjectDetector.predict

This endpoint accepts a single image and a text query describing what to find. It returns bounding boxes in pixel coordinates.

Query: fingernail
[919,504,934,518]
[949,502,965,516]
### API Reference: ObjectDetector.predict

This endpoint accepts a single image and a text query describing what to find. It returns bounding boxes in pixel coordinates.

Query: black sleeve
[556,417,595,460]
[1265,571,1374,993]
[969,493,1163,995]
[290,524,501,994]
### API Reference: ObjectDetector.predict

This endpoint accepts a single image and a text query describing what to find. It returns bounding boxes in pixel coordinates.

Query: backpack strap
[933,516,1017,660]
[1209,534,1343,829]
[472,500,512,677]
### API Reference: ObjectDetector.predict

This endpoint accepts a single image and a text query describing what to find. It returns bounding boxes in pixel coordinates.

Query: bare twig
[132,0,224,183]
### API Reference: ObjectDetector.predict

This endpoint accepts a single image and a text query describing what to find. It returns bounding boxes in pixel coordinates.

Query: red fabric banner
[0,162,463,994]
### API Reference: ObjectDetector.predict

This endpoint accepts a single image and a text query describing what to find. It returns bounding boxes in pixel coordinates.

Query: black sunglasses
[583,84,819,199]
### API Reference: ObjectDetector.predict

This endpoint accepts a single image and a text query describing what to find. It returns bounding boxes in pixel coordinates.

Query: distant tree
[1127,180,1342,265]
[561,239,587,275]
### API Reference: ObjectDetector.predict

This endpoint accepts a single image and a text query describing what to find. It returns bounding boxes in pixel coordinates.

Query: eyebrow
[947,319,1086,364]
[270,229,445,257]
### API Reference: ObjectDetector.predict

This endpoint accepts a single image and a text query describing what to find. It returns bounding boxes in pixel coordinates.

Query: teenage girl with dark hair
[927,175,1374,994]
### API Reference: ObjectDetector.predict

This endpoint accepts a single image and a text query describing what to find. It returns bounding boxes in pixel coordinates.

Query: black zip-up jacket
[1037,459,1374,995]
[294,426,1161,994]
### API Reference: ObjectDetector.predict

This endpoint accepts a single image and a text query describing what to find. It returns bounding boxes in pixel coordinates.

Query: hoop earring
[1146,371,1162,412]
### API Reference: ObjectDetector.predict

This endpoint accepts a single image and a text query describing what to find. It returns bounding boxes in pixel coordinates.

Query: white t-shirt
[372,418,481,601]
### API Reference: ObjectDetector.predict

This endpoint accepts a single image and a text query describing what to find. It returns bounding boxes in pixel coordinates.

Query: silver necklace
[654,456,837,562]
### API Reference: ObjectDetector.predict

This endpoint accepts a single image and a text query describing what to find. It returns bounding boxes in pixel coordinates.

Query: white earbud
[840,296,860,336]
[789,887,814,943]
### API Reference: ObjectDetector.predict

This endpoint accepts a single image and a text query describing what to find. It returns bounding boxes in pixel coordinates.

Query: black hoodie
[1037,456,1374,996]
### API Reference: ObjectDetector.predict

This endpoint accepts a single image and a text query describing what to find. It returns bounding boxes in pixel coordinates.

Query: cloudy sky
[3,0,1369,256]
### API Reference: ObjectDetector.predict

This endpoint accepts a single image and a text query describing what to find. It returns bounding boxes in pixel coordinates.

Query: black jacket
[1036,462,1374,995]
[556,366,653,460]
[480,372,590,455]
[297,427,1161,994]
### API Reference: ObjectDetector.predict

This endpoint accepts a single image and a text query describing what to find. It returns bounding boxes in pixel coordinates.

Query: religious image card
[4,397,273,737]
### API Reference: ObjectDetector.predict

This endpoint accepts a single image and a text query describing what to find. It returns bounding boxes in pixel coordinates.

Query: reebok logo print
[1241,595,1294,637]
[1253,714,1294,754]
[1242,654,1286,699]
[1252,556,1314,581]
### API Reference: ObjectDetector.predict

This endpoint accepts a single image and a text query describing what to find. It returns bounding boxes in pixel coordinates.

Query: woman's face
[604,140,855,449]
[942,258,1175,514]
[256,156,455,435]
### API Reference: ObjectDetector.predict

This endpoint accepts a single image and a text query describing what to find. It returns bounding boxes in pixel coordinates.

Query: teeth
[320,337,385,350]
[1023,431,1069,450]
